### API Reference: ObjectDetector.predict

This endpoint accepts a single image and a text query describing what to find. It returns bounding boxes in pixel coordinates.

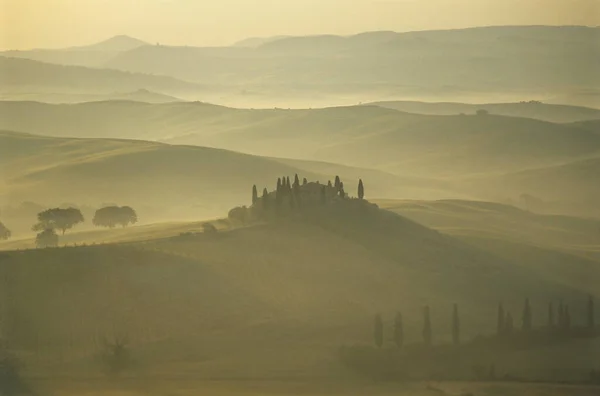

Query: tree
[327,180,333,188]
[294,174,300,188]
[422,306,432,346]
[588,296,595,329]
[286,177,291,191]
[497,303,505,336]
[374,314,383,348]
[252,185,258,205]
[302,177,308,185]
[394,312,404,349]
[202,222,218,234]
[339,182,345,199]
[93,206,137,228]
[452,303,460,346]
[35,228,58,248]
[334,176,341,190]
[262,188,269,211]
[228,206,249,225]
[358,179,364,200]
[0,222,11,240]
[548,302,555,328]
[522,298,532,331]
[505,312,514,335]
[33,207,84,235]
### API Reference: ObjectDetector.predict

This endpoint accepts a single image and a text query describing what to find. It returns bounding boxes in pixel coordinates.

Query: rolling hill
[0,57,204,97]
[368,100,600,123]
[1,130,456,237]
[1,101,599,212]
[1,200,598,381]
[0,35,149,68]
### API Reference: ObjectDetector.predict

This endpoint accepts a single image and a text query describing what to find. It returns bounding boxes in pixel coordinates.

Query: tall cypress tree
[452,303,460,346]
[294,174,300,188]
[334,176,341,190]
[497,303,505,336]
[505,312,514,335]
[374,314,383,349]
[588,296,595,329]
[286,176,291,192]
[252,185,258,205]
[394,312,404,349]
[548,302,555,328]
[303,177,308,185]
[327,180,333,188]
[339,182,345,199]
[262,188,269,211]
[522,298,532,331]
[277,178,282,192]
[358,179,364,200]
[422,306,432,347]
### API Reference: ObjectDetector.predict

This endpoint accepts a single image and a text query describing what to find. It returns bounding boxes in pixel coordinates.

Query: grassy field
[26,378,600,396]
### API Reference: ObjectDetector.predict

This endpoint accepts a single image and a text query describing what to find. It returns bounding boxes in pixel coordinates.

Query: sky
[1,0,599,50]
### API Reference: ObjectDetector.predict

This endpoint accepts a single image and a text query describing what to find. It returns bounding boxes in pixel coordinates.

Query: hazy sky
[2,0,599,50]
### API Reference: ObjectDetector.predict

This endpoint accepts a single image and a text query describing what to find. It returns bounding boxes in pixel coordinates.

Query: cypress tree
[286,176,291,192]
[452,303,460,346]
[548,302,555,328]
[303,177,308,185]
[394,312,404,349]
[358,179,364,200]
[294,174,300,188]
[497,303,505,336]
[262,188,269,210]
[422,306,432,346]
[505,312,514,335]
[334,176,341,190]
[339,182,345,199]
[277,178,282,192]
[558,300,565,328]
[374,314,383,348]
[252,185,258,205]
[588,296,595,329]
[327,180,333,188]
[522,298,532,331]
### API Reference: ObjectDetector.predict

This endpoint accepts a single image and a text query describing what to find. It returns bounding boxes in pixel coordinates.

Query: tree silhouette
[358,179,364,200]
[262,188,269,210]
[394,312,404,349]
[522,298,532,331]
[374,314,383,348]
[505,312,514,335]
[302,177,308,185]
[588,296,595,329]
[327,180,333,188]
[286,176,291,191]
[339,182,345,199]
[497,303,505,336]
[93,206,137,228]
[294,174,300,188]
[0,222,10,240]
[452,303,460,345]
[548,302,555,328]
[32,207,84,235]
[334,176,341,190]
[36,228,58,248]
[252,185,258,205]
[422,306,432,346]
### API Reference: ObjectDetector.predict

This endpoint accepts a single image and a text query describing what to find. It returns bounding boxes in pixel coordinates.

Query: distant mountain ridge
[68,35,149,52]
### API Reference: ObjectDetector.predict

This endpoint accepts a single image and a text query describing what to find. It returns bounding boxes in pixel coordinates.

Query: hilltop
[1,193,598,381]
[368,100,600,123]
[0,57,204,97]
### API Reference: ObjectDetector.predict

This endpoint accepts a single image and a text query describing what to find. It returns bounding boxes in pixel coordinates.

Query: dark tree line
[0,222,11,241]
[372,296,596,349]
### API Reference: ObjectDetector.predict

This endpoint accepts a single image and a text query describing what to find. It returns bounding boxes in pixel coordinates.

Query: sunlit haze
[1,0,599,49]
